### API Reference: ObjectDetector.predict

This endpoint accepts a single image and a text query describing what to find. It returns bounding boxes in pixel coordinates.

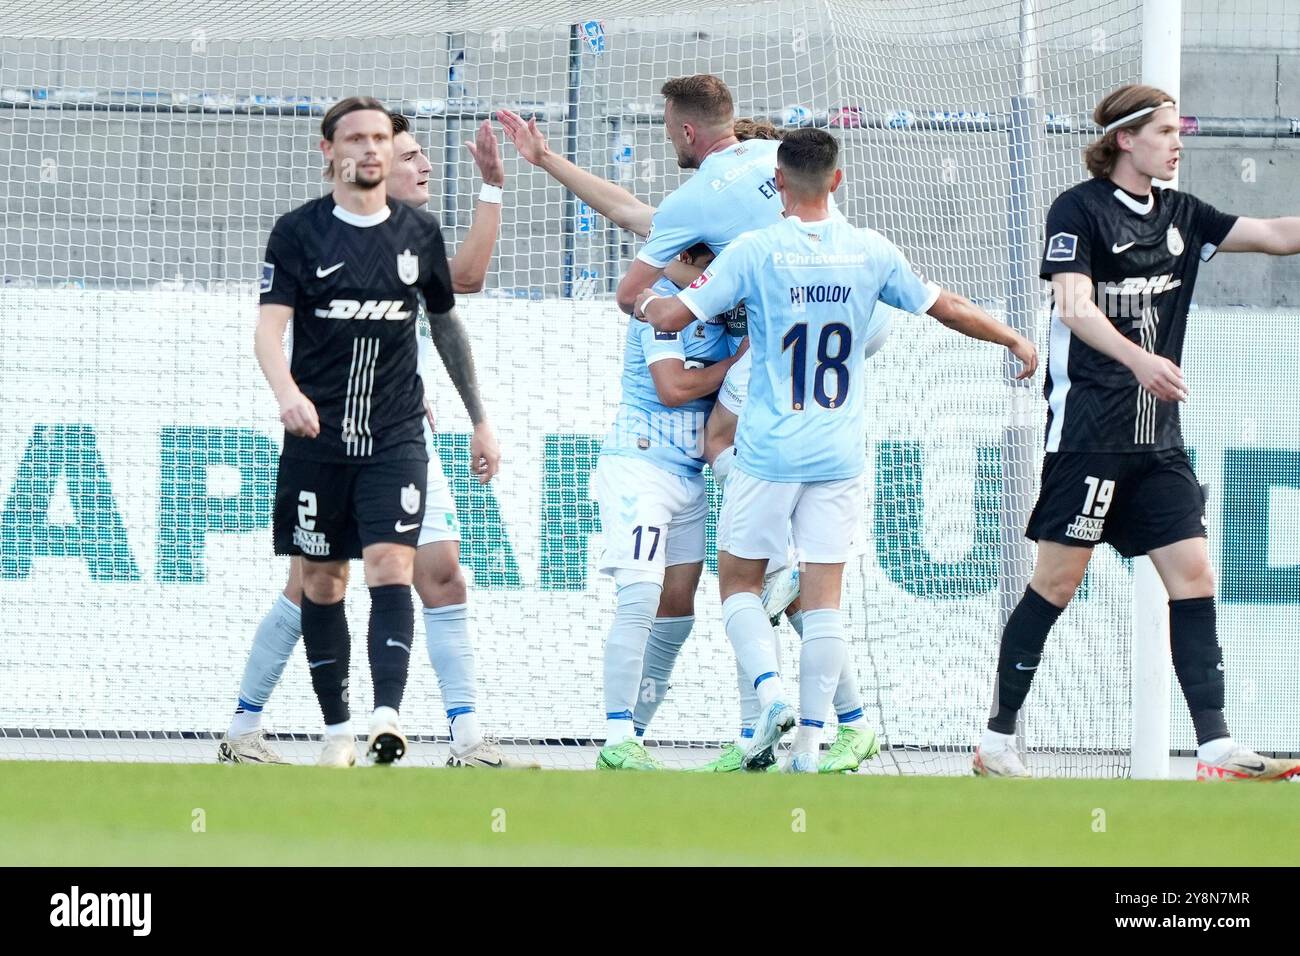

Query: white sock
[723,592,784,707]
[449,710,482,752]
[794,722,822,755]
[325,720,353,738]
[981,728,1014,753]
[228,706,262,738]
[798,609,845,728]
[711,445,736,486]
[1198,737,1235,763]
[736,726,755,749]
[371,705,399,727]
[605,717,636,744]
[604,581,662,741]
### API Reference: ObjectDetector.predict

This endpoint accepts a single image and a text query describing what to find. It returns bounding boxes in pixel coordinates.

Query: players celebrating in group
[246,76,1294,780]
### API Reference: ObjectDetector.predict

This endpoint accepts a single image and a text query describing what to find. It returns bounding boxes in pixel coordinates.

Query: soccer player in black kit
[974,84,1300,780]
[256,96,456,767]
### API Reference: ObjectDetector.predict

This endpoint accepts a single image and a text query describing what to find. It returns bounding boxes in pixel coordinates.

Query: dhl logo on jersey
[313,299,413,320]
[1100,275,1183,297]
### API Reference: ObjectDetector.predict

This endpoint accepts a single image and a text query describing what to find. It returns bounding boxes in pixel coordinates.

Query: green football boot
[596,739,664,770]
[818,725,880,773]
[688,743,745,773]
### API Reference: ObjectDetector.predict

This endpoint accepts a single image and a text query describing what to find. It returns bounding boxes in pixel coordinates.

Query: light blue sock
[737,615,783,734]
[833,663,867,728]
[604,580,662,743]
[794,609,864,727]
[723,592,784,708]
[632,615,694,735]
[424,603,480,746]
[230,594,301,736]
[799,608,846,728]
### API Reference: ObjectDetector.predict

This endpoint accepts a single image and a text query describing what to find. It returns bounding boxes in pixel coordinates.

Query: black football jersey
[1038,178,1237,453]
[260,194,455,462]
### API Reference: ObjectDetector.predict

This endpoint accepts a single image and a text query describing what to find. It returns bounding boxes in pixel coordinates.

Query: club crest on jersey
[260,261,274,294]
[689,271,711,290]
[1045,232,1077,262]
[1166,226,1184,256]
[397,248,419,285]
[401,483,421,515]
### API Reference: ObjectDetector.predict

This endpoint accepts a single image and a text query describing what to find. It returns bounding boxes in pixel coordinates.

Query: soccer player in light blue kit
[638,129,1038,770]
[604,75,887,771]
[594,245,741,770]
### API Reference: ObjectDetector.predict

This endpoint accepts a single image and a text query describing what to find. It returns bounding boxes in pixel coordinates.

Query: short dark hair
[777,128,839,191]
[660,74,733,127]
[389,111,410,135]
[320,95,390,179]
[684,242,713,262]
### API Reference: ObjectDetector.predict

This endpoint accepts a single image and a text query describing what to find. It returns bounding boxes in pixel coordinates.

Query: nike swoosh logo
[316,262,344,277]
[1014,662,1038,671]
[309,658,336,669]
[394,521,420,533]
[1237,760,1266,773]
[1111,241,1135,254]
[385,638,411,653]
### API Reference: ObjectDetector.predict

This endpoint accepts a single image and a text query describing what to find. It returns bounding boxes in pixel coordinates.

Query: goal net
[1,0,1293,773]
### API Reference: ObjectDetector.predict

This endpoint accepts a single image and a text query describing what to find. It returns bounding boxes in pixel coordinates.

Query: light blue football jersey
[637,139,784,269]
[678,215,940,482]
[602,276,733,477]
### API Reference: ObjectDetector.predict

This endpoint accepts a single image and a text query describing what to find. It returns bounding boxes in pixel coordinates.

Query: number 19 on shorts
[1081,476,1114,517]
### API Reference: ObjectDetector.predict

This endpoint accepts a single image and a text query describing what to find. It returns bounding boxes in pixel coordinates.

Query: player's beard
[352,169,384,190]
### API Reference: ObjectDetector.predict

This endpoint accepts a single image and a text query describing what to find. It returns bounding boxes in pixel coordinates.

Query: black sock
[1170,596,1229,745]
[301,594,351,726]
[368,584,414,712]
[989,586,1065,734]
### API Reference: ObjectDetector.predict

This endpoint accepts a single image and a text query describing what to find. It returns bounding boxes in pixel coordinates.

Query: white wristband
[478,183,504,204]
[635,293,661,319]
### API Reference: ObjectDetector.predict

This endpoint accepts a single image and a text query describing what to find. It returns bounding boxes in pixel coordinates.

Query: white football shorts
[718,467,864,565]
[591,454,708,586]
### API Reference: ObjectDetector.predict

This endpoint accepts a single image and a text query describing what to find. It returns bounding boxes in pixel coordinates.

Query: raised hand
[496,107,550,167]
[465,119,505,187]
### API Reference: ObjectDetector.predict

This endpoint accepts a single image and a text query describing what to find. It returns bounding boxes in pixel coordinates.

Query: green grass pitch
[1,761,1294,866]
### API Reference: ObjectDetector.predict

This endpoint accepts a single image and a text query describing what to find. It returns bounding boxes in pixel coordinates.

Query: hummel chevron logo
[1111,241,1135,254]
[316,262,345,277]
[1014,662,1038,671]
[394,520,420,533]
